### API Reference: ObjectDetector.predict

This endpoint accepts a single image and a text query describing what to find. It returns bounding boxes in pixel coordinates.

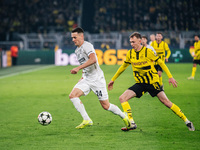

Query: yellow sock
[159,76,163,86]
[170,103,188,122]
[191,67,196,77]
[121,101,134,122]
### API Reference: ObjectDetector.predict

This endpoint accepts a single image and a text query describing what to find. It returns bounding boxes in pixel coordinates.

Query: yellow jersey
[111,46,173,84]
[151,41,171,64]
[194,40,200,60]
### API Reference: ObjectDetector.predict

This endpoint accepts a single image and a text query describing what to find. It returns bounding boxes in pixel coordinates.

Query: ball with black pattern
[38,111,52,126]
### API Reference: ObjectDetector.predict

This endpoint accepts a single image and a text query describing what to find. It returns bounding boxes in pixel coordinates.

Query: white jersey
[146,44,157,55]
[75,41,104,80]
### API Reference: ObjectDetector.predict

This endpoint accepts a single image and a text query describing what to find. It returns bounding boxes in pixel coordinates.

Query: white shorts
[73,76,109,101]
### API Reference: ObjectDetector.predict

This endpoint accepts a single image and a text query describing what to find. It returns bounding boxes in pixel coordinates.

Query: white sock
[185,119,190,124]
[108,103,125,119]
[70,97,91,120]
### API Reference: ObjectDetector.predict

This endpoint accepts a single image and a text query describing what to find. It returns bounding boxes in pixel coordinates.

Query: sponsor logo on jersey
[132,61,147,66]
[78,57,86,63]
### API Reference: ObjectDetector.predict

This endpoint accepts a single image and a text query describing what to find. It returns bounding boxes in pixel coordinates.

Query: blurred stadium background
[0,0,200,67]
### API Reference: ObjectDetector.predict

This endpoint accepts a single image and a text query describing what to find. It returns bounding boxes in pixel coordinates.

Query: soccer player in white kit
[69,27,130,129]
[141,35,157,55]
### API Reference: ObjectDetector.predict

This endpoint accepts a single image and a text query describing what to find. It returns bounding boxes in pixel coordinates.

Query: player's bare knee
[69,92,76,99]
[119,96,125,103]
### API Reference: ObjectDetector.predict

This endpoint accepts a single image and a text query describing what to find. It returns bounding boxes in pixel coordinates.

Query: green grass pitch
[0,64,200,150]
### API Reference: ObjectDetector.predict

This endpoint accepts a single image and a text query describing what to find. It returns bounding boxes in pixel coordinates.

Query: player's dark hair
[156,32,163,36]
[194,35,199,38]
[72,27,84,33]
[129,32,142,39]
[142,35,148,40]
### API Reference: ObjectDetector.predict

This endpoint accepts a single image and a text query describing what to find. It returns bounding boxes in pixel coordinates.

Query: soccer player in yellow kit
[188,35,200,79]
[151,33,171,88]
[108,32,195,131]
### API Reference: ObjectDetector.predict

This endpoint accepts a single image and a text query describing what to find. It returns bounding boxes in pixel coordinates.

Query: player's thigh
[90,78,109,101]
[69,88,84,99]
[119,89,136,103]
[147,82,163,97]
[70,79,91,98]
[193,63,197,67]
[124,83,144,100]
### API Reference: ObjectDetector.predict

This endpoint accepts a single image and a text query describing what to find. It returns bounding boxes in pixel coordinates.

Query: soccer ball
[38,111,52,126]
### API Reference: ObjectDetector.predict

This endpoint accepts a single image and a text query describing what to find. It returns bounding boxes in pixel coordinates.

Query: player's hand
[165,58,168,62]
[169,77,178,88]
[108,80,114,91]
[70,67,80,74]
[193,54,197,57]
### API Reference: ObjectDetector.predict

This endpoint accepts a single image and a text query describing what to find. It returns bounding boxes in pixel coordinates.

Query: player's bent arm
[166,49,171,60]
[70,53,96,74]
[156,58,173,78]
[111,62,130,81]
[156,58,178,87]
[108,62,129,91]
[79,53,96,69]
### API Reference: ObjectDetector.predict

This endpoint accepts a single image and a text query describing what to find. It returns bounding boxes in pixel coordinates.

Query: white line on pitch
[0,65,55,79]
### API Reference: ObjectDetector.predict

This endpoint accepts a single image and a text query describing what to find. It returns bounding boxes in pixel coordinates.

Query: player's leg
[155,65,163,88]
[91,76,131,129]
[188,63,197,79]
[188,61,197,79]
[119,89,136,123]
[158,70,163,87]
[99,100,131,129]
[99,99,127,119]
[69,80,93,128]
[157,91,195,131]
[119,84,145,131]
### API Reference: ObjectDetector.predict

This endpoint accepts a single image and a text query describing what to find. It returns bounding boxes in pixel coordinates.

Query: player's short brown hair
[129,32,142,39]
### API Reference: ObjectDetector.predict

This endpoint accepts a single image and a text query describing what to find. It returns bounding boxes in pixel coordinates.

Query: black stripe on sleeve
[196,49,200,53]
[155,58,159,62]
[124,61,131,64]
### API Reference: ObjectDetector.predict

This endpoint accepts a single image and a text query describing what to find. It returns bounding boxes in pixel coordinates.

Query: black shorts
[128,82,163,98]
[154,65,163,72]
[193,59,200,65]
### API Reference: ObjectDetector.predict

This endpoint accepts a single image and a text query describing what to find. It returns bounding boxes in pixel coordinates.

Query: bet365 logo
[55,49,79,66]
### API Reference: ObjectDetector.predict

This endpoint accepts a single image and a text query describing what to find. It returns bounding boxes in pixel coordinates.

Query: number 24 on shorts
[96,90,102,97]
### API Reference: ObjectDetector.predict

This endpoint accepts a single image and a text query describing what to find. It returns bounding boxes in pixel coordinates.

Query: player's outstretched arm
[157,59,173,78]
[169,77,178,88]
[156,58,178,88]
[111,62,130,80]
